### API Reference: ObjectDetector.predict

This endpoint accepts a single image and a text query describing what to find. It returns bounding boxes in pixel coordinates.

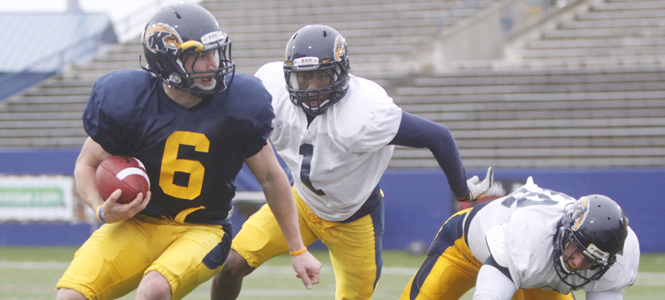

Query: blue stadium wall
[1,149,663,253]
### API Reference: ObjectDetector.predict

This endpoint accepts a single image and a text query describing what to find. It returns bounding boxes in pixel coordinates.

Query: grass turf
[0,247,662,299]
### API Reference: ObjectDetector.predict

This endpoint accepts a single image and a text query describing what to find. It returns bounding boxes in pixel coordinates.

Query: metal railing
[436,0,482,37]
[436,0,560,38]
[501,0,558,36]
[0,27,116,92]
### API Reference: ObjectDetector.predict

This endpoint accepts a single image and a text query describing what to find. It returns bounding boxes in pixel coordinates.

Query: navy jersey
[83,69,274,225]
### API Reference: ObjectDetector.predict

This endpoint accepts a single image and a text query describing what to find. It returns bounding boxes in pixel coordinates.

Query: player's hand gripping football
[459,166,494,202]
[292,250,322,290]
[98,189,151,223]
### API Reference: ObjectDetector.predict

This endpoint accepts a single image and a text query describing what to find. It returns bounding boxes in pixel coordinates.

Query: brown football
[95,155,150,204]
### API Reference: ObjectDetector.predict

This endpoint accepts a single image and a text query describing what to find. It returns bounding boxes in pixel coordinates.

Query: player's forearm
[262,173,306,251]
[247,142,307,251]
[74,160,105,210]
[74,137,110,210]
[389,112,470,198]
[473,265,518,300]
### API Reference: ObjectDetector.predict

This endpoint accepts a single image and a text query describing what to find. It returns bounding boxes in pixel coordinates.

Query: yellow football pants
[232,187,384,300]
[57,215,230,300]
[400,208,574,300]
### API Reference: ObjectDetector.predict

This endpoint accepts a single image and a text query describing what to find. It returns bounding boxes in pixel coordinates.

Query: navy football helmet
[141,3,235,97]
[553,195,629,289]
[283,25,350,116]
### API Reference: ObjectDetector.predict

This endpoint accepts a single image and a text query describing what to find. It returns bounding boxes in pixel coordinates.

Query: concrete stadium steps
[385,67,665,168]
[591,0,665,11]
[507,0,665,68]
[206,0,485,20]
[450,55,665,71]
[0,75,94,148]
[66,0,496,77]
[204,0,498,75]
[558,18,665,29]
[62,40,144,80]
[525,38,665,50]
[1,0,500,150]
[393,148,665,168]
[0,122,87,148]
[575,7,665,20]
[4,0,665,169]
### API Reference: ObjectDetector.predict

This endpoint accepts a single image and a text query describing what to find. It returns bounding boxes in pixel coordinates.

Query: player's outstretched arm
[245,141,322,289]
[75,137,150,223]
[389,112,494,200]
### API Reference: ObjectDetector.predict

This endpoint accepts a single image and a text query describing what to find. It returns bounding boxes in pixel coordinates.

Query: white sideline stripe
[237,290,335,296]
[0,261,70,269]
[116,167,151,189]
[635,272,665,286]
[252,265,418,275]
[1,261,663,286]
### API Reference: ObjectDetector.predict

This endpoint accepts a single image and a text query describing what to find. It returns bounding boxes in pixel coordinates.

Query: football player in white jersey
[211,24,493,300]
[400,177,640,300]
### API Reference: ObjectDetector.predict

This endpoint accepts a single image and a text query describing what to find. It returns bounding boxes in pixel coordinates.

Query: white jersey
[468,178,640,298]
[255,62,402,221]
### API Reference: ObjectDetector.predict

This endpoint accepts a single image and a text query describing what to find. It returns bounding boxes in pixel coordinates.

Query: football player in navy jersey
[400,177,639,300]
[211,25,493,300]
[55,3,320,300]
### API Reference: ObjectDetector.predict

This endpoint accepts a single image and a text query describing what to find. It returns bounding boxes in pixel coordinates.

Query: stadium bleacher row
[1,0,664,170]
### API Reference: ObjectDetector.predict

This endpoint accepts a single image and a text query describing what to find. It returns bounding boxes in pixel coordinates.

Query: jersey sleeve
[474,264,519,300]
[237,73,276,158]
[243,107,273,159]
[82,74,130,154]
[333,76,402,153]
[254,62,286,95]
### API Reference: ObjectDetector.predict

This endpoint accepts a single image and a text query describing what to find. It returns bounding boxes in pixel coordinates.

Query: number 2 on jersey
[299,143,325,195]
[160,131,209,200]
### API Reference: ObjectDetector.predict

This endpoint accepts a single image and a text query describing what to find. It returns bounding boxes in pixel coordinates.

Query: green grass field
[0,247,663,299]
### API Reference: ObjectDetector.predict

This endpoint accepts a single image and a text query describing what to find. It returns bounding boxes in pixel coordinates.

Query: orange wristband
[290,247,307,256]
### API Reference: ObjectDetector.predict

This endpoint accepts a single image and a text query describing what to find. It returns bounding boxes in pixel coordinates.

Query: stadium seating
[492,0,665,70]
[1,0,664,169]
[0,0,497,148]
[390,67,665,168]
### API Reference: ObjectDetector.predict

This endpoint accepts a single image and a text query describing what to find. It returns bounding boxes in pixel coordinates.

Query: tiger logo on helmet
[334,35,346,61]
[570,196,589,231]
[143,23,182,54]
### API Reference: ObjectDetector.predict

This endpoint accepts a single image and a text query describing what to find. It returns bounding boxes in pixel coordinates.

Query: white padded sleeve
[473,265,519,300]
[586,290,624,300]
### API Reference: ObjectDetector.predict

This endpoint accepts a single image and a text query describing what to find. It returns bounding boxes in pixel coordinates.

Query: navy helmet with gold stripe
[554,195,629,289]
[141,2,235,97]
[283,25,350,116]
